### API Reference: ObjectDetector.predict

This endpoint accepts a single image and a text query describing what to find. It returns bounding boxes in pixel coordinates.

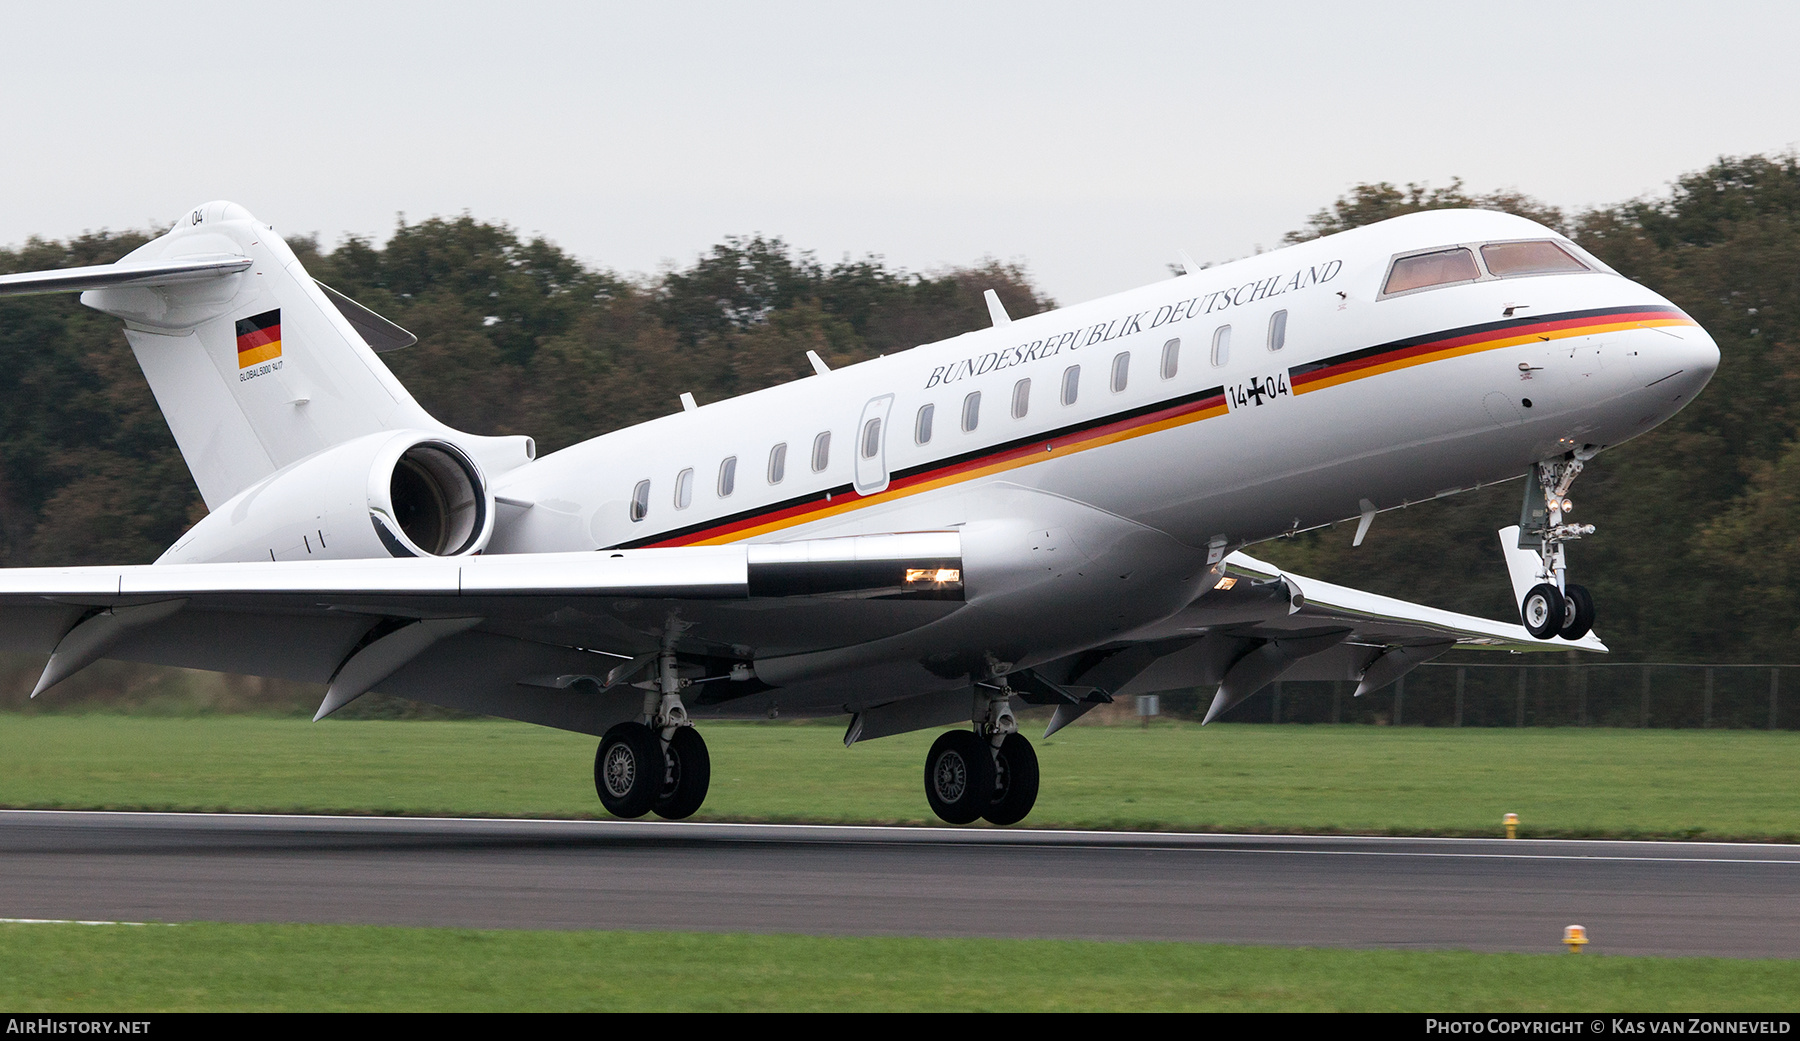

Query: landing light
[905,567,962,585]
[1214,576,1238,590]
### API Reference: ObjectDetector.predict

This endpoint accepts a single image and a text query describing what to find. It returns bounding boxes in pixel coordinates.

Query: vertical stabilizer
[65,201,527,510]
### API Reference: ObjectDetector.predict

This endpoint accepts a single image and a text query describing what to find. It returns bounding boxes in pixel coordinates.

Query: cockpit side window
[1481,240,1590,278]
[1382,247,1480,296]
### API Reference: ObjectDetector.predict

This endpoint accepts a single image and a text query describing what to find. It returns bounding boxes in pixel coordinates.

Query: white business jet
[0,201,1717,825]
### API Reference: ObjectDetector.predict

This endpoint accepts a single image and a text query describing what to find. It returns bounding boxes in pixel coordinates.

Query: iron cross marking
[1245,378,1270,406]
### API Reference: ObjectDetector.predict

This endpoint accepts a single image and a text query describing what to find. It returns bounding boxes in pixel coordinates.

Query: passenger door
[854,394,895,496]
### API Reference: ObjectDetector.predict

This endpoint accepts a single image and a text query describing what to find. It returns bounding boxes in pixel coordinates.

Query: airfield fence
[1150,662,1800,729]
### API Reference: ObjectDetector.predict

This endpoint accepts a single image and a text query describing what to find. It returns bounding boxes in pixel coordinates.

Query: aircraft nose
[1634,312,1719,401]
[1672,321,1721,396]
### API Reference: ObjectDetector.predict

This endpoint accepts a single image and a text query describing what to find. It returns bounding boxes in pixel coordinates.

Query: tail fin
[0,200,531,510]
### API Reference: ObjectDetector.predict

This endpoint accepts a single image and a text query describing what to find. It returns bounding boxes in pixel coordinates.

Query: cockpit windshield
[1480,240,1590,277]
[1383,248,1480,294]
[1382,239,1595,298]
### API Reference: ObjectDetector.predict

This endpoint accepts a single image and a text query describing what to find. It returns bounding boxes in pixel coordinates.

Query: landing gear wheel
[924,730,995,825]
[1522,583,1564,640]
[594,722,661,819]
[653,726,711,820]
[983,732,1039,826]
[1559,583,1596,641]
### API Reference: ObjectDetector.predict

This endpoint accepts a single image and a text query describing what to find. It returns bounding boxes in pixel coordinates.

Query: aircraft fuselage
[475,211,1716,714]
[495,210,1715,561]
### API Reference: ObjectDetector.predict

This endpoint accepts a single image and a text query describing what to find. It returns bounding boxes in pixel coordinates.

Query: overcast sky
[3,1,1796,304]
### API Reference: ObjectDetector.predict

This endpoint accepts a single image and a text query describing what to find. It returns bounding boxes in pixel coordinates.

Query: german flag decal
[235,309,282,368]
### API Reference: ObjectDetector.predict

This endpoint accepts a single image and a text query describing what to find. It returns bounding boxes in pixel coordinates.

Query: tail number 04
[1226,373,1290,412]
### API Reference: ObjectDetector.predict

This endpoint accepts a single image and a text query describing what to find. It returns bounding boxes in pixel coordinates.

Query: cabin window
[717,456,737,498]
[1110,352,1130,393]
[962,391,981,432]
[1481,240,1590,278]
[915,404,935,444]
[1061,365,1080,405]
[1011,378,1031,419]
[674,468,694,509]
[1267,310,1287,351]
[1210,325,1231,367]
[1383,247,1480,295]
[1160,338,1180,380]
[630,479,650,522]
[767,443,787,484]
[811,431,831,472]
[861,417,882,459]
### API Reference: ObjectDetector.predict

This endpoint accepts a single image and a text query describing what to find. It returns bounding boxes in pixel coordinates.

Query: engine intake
[160,431,496,564]
[380,443,488,557]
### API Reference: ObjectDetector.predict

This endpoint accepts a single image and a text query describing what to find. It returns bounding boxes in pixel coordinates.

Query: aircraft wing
[1022,534,1602,730]
[0,532,963,734]
[1224,548,1605,653]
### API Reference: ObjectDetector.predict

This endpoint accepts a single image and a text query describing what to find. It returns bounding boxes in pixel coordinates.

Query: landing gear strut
[593,626,712,820]
[922,683,1040,826]
[1521,452,1599,641]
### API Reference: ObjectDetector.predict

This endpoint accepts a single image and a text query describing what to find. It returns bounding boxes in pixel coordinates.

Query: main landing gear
[595,721,710,820]
[1520,452,1599,641]
[594,629,712,820]
[923,686,1040,826]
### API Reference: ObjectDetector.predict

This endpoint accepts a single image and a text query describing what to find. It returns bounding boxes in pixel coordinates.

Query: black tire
[1559,583,1596,641]
[594,722,661,819]
[653,726,711,821]
[1522,582,1564,640]
[923,730,995,825]
[983,732,1039,826]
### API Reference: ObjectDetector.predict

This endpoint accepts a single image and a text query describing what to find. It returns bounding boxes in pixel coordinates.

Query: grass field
[3,716,1795,1011]
[2,921,1797,1012]
[0,714,1795,839]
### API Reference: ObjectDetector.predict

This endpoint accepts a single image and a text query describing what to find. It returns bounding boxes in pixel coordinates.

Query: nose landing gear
[1520,452,1599,640]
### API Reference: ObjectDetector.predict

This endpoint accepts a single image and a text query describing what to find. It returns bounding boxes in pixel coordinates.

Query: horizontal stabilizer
[0,255,251,297]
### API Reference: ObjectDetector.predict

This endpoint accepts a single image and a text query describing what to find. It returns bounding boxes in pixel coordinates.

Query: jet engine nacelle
[159,430,495,564]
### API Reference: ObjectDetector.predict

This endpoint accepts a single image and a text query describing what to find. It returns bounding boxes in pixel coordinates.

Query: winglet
[1353,499,1377,547]
[984,289,1011,327]
[1497,526,1547,609]
[1177,250,1200,276]
[806,350,831,376]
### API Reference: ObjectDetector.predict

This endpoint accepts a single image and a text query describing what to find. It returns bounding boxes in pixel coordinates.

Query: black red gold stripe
[614,304,1696,549]
[1288,305,1693,394]
[620,385,1228,548]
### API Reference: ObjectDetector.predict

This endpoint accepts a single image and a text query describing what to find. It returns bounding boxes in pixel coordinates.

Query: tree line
[1,153,1795,667]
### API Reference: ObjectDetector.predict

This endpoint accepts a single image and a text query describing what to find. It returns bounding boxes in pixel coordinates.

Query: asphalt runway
[2,809,1797,958]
